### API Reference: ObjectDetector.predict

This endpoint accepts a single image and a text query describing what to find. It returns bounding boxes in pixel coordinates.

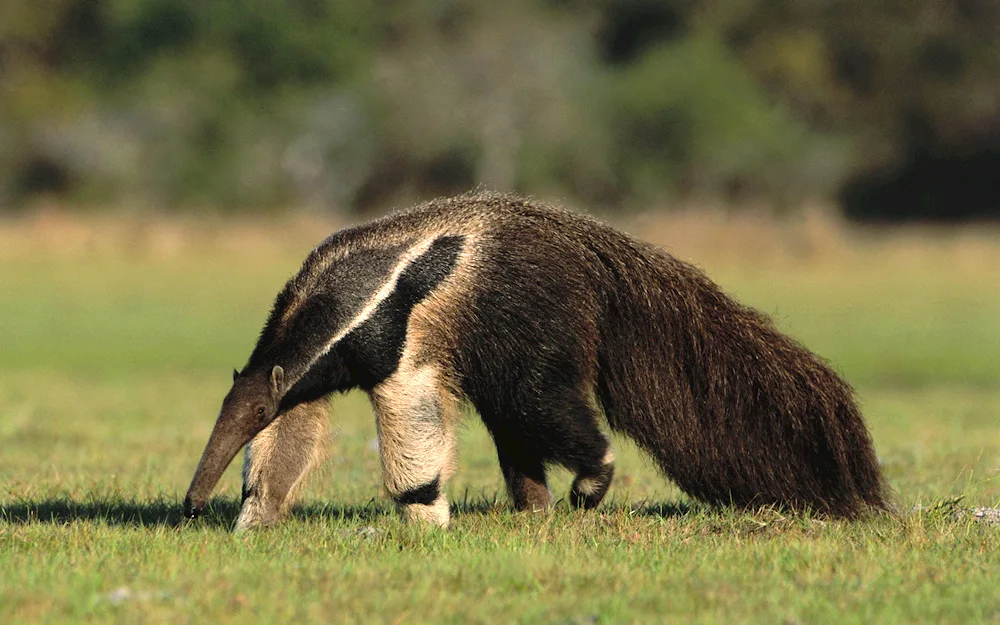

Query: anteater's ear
[232,368,240,382]
[269,365,284,399]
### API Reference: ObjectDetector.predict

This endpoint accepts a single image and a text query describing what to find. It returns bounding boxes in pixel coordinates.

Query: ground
[1,209,998,623]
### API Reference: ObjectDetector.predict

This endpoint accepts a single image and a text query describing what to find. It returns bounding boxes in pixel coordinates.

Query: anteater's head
[183,365,284,520]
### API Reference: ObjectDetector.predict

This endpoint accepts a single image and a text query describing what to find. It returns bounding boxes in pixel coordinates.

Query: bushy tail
[591,237,888,517]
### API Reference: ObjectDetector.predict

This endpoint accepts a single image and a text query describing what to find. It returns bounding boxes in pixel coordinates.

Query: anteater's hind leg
[236,397,329,531]
[484,395,615,512]
[569,441,615,510]
[547,397,615,510]
[494,436,552,511]
[370,365,458,528]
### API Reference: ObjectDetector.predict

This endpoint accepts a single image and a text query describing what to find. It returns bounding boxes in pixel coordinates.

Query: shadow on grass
[630,501,695,518]
[0,497,394,529]
[0,495,696,529]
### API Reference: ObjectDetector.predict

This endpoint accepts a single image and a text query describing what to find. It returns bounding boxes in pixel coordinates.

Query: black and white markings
[269,233,467,398]
[233,233,468,530]
[338,235,465,388]
[395,475,441,506]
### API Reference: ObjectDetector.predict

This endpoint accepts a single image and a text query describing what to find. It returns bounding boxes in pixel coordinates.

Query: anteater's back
[434,193,886,516]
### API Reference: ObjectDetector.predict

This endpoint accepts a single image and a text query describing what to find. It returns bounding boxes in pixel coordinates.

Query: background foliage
[1,0,998,218]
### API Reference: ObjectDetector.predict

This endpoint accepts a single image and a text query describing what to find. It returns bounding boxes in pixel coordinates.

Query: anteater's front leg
[370,365,458,528]
[235,397,329,531]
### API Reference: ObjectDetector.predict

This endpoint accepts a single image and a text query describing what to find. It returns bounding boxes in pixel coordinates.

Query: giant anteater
[183,192,887,529]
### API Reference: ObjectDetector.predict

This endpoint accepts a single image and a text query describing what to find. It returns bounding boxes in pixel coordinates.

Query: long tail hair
[590,234,888,517]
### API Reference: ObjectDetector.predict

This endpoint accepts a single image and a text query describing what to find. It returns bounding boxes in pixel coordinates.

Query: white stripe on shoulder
[300,235,449,373]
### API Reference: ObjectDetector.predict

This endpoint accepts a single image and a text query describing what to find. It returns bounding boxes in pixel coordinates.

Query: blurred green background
[2,0,998,219]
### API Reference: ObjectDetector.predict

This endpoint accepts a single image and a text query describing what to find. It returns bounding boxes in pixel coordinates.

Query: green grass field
[1,214,999,623]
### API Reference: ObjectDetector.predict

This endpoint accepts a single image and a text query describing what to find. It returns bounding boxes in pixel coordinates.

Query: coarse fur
[183,191,888,528]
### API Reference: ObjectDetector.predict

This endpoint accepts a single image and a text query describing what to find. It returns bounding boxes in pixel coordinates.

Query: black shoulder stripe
[394,234,466,303]
[249,242,411,372]
[279,347,349,411]
[338,234,466,389]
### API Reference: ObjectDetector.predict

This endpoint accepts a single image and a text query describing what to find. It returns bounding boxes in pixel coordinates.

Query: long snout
[183,413,262,519]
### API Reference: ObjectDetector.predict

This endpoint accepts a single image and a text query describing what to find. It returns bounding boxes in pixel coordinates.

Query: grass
[1,210,999,623]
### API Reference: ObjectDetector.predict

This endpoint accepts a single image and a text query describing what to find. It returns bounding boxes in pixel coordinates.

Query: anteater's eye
[256,406,265,418]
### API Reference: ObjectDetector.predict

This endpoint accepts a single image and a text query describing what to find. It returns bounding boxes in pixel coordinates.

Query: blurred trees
[1,0,997,219]
[689,0,1000,220]
[1,0,375,208]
